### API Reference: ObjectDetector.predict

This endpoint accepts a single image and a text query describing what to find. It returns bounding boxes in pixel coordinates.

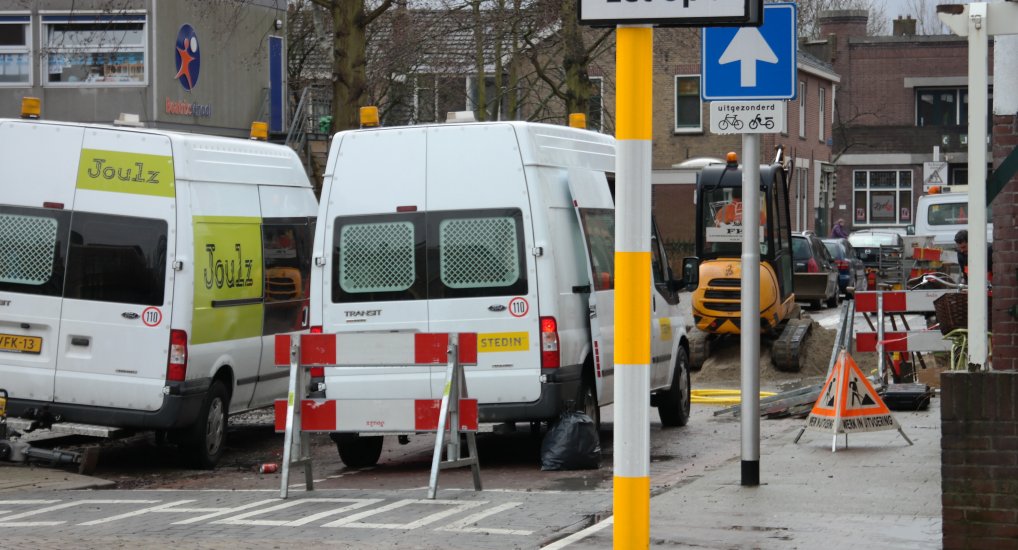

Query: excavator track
[688,330,710,371]
[772,318,812,372]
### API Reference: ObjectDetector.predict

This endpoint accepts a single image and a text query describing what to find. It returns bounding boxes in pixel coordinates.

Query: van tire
[181,380,229,469]
[577,376,600,432]
[657,347,691,427]
[332,434,384,468]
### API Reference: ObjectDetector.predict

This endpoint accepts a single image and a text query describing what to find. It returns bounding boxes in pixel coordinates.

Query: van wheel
[577,377,600,432]
[331,433,383,468]
[657,347,691,427]
[181,380,228,469]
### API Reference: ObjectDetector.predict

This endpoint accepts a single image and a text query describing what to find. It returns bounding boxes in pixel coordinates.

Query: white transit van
[912,192,993,247]
[312,119,691,467]
[0,118,317,467]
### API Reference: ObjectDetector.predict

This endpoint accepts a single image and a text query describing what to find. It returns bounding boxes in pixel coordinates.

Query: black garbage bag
[540,411,601,471]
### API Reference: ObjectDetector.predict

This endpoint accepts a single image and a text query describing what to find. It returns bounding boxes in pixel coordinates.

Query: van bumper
[477,363,583,423]
[5,378,210,431]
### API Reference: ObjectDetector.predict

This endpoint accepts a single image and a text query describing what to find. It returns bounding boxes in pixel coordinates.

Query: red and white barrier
[854,290,958,314]
[274,331,481,500]
[273,398,478,433]
[273,332,478,367]
[856,331,952,353]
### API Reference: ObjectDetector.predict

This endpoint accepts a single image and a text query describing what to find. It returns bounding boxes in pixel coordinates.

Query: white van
[0,118,318,467]
[913,192,993,247]
[312,120,691,467]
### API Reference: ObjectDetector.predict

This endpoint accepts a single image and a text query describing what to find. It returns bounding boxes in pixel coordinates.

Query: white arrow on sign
[718,27,778,87]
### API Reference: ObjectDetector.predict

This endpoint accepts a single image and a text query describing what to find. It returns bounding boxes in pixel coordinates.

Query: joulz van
[311,111,692,467]
[0,115,317,467]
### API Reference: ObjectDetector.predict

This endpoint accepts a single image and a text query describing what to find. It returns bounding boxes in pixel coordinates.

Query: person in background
[830,218,849,238]
[954,229,993,284]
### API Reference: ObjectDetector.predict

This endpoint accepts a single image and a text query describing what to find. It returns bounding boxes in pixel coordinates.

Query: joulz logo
[86,158,161,184]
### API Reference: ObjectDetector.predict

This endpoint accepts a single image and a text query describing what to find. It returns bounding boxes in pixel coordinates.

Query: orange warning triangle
[804,350,899,435]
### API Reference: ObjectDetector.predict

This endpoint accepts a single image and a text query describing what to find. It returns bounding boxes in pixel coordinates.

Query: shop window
[43,14,147,85]
[852,170,913,226]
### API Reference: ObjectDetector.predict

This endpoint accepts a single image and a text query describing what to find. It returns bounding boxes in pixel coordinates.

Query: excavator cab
[685,152,810,372]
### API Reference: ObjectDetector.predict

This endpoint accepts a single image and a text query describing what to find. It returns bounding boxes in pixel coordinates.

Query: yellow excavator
[685,151,811,372]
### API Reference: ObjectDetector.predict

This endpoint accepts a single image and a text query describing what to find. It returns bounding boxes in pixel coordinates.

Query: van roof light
[568,113,586,129]
[360,106,379,128]
[726,152,738,165]
[21,96,40,119]
[445,111,476,123]
[249,121,268,141]
[928,185,941,194]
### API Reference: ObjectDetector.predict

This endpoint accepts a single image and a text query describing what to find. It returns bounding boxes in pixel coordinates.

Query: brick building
[803,11,993,233]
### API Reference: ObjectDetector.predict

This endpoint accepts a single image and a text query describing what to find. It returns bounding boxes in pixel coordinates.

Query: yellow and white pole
[613,24,652,549]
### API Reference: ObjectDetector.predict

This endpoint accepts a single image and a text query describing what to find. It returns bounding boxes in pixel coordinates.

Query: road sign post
[938,1,1018,371]
[702,2,798,488]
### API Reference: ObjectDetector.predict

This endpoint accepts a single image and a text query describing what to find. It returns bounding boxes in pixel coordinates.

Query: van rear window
[64,212,167,306]
[332,209,526,303]
[0,206,70,297]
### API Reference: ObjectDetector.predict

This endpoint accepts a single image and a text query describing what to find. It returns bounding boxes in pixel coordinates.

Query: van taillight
[834,259,849,270]
[309,326,324,377]
[167,329,188,382]
[540,316,560,368]
[806,258,820,273]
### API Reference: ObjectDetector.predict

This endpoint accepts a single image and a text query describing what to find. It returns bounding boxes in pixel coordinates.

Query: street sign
[578,0,762,27]
[923,161,948,191]
[709,101,787,134]
[702,2,797,101]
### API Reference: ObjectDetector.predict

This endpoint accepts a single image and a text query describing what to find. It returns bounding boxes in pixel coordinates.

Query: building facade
[0,0,287,138]
[804,11,993,233]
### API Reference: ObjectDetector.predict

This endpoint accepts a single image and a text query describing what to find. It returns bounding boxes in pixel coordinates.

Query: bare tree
[897,0,965,36]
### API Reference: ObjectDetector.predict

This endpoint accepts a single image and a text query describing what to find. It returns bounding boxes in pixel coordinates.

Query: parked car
[792,232,840,309]
[822,238,868,297]
[847,230,905,269]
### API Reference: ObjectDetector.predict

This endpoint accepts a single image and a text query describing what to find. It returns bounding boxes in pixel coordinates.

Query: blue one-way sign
[702,2,797,101]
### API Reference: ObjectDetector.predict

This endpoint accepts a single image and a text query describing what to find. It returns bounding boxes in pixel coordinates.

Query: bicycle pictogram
[717,113,744,131]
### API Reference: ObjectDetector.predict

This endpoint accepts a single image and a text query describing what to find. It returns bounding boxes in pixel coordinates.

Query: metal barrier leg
[428,334,482,499]
[280,334,313,499]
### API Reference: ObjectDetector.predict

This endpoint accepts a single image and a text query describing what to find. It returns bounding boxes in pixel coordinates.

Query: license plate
[0,333,43,354]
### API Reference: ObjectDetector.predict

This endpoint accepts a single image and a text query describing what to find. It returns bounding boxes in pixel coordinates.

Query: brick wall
[992,114,1018,371]
[941,372,1018,549]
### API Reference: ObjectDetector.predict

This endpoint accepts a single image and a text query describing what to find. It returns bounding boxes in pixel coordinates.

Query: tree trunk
[331,1,368,132]
[561,0,590,123]
[472,0,487,121]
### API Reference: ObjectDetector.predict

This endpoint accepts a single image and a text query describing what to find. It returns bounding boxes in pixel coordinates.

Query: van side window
[0,206,70,297]
[577,208,614,291]
[333,213,426,303]
[428,209,527,299]
[64,212,167,306]
[263,217,314,334]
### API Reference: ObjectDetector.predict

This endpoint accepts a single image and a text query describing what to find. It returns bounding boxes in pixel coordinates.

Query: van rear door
[567,168,615,405]
[424,124,541,405]
[54,129,176,412]
[323,129,433,400]
[0,121,84,404]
